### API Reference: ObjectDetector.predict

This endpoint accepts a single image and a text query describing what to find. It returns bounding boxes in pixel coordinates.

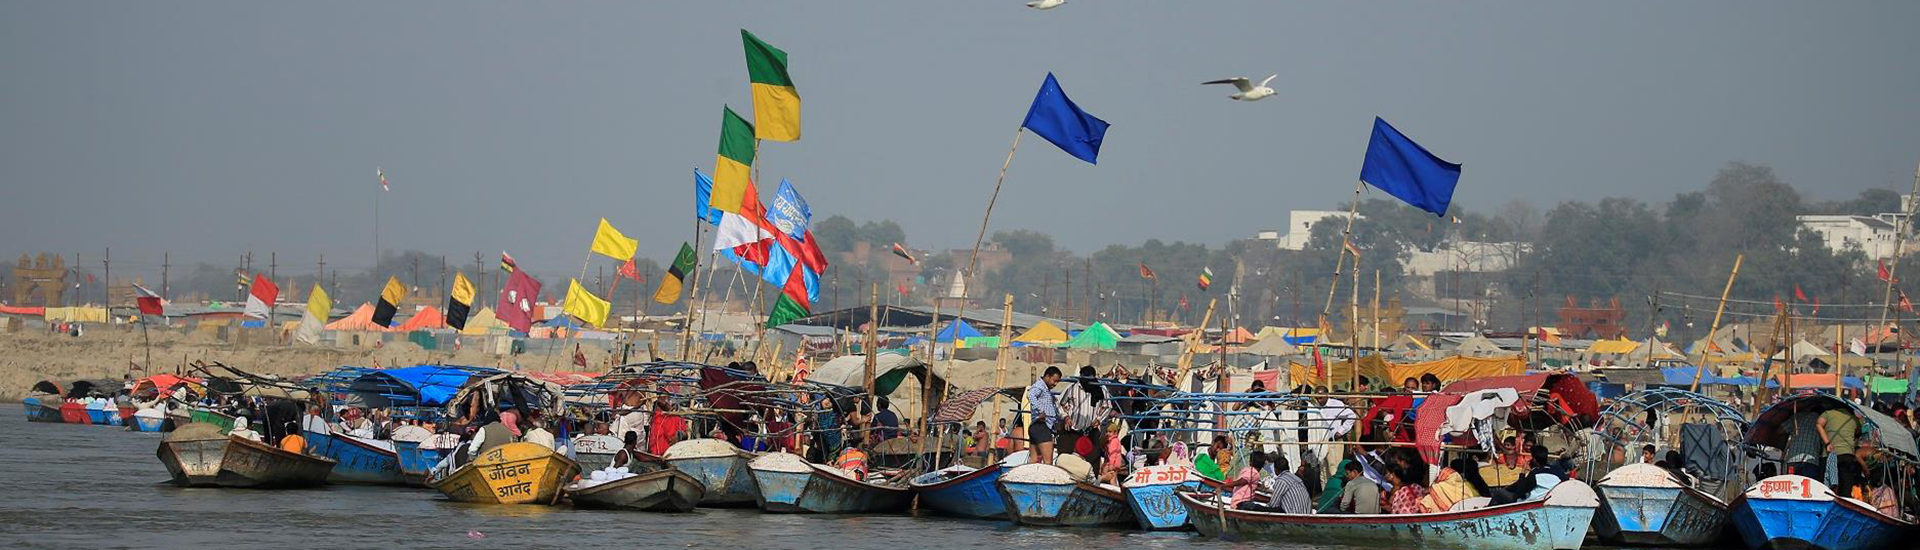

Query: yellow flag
[305,284,331,320]
[590,218,639,261]
[563,278,611,328]
[450,273,476,306]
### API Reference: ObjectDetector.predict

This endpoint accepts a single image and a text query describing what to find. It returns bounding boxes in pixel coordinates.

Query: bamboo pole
[1872,160,1920,394]
[865,283,879,394]
[1834,324,1845,396]
[1691,254,1743,392]
[1321,181,1365,317]
[1175,299,1218,387]
[680,223,707,361]
[989,294,1014,434]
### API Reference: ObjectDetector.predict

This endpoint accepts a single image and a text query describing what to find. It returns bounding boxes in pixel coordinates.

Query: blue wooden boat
[1122,464,1217,530]
[131,412,167,432]
[1593,464,1731,546]
[393,440,446,485]
[303,430,408,485]
[748,452,913,514]
[87,407,119,426]
[912,464,1009,519]
[663,440,759,507]
[996,464,1135,527]
[1730,475,1911,550]
[1178,479,1601,550]
[22,397,62,423]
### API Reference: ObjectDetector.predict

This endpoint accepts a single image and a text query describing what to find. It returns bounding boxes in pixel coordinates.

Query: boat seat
[1450,496,1492,511]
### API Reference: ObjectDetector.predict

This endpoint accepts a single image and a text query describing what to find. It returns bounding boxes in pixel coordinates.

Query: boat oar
[1214,486,1237,542]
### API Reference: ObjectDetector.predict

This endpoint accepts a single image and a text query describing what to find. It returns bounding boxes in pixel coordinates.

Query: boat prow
[22,397,62,423]
[1593,463,1731,546]
[1179,479,1599,550]
[1730,475,1913,550]
[748,452,912,514]
[156,423,336,489]
[568,468,707,513]
[996,463,1134,527]
[429,442,578,505]
[662,440,759,507]
[304,430,408,485]
[1121,464,1217,530]
[912,464,1009,519]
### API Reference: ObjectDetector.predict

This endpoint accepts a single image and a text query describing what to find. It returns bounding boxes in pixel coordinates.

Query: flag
[1358,117,1462,217]
[1021,73,1110,164]
[618,259,643,282]
[693,169,724,225]
[1311,345,1326,383]
[235,271,250,291]
[1197,267,1213,291]
[378,167,389,191]
[1879,260,1897,283]
[244,273,278,319]
[1179,293,1189,311]
[742,29,800,142]
[1773,295,1785,314]
[497,268,542,332]
[891,243,918,265]
[897,282,910,297]
[1850,338,1868,356]
[1793,284,1808,302]
[372,276,406,327]
[1138,263,1156,280]
[1344,239,1362,258]
[296,284,330,344]
[712,179,776,253]
[564,279,611,328]
[573,344,589,368]
[654,243,697,304]
[766,293,810,328]
[1901,291,1914,313]
[708,106,757,214]
[447,273,475,330]
[500,251,518,273]
[767,179,812,239]
[133,284,165,316]
[305,284,331,320]
[590,218,639,261]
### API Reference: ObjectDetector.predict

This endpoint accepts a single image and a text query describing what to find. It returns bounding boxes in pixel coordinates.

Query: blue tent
[1659,366,1761,387]
[935,319,985,343]
[349,365,501,408]
[542,315,583,329]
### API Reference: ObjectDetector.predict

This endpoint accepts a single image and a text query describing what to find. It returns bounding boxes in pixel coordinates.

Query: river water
[0,406,1672,550]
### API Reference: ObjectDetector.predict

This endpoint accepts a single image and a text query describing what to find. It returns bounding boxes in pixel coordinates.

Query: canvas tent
[325,303,388,331]
[1222,327,1255,344]
[1013,321,1069,345]
[1770,340,1834,360]
[811,352,944,397]
[934,319,985,343]
[1451,335,1510,357]
[1061,322,1120,350]
[393,306,447,332]
[1242,336,1299,357]
[460,307,505,335]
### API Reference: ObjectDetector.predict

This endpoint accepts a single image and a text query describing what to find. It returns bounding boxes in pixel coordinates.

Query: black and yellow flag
[372,276,406,327]
[447,273,475,330]
[653,243,697,304]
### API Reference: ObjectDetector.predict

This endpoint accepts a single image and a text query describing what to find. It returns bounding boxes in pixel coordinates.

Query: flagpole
[1321,181,1365,318]
[682,220,707,361]
[373,169,380,274]
[1872,159,1920,387]
[949,127,1026,380]
[1690,255,1742,392]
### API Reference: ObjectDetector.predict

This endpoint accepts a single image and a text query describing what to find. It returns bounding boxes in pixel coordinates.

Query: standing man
[1027,366,1063,465]
[1816,408,1860,486]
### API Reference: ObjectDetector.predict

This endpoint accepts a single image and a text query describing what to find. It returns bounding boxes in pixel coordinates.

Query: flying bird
[1201,75,1278,101]
[1027,0,1065,10]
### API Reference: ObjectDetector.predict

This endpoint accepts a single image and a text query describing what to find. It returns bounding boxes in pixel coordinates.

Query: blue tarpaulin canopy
[542,315,583,328]
[1659,367,1760,387]
[349,365,501,409]
[934,319,985,343]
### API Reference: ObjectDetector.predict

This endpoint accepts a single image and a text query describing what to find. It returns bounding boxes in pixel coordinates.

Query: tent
[934,319,985,343]
[1222,327,1255,344]
[1769,340,1834,360]
[1013,321,1069,345]
[1242,336,1300,357]
[1586,338,1640,355]
[1451,335,1510,357]
[325,303,388,331]
[1386,334,1430,352]
[459,307,505,335]
[543,315,584,329]
[810,352,940,396]
[1658,366,1760,387]
[393,306,447,332]
[1061,322,1120,350]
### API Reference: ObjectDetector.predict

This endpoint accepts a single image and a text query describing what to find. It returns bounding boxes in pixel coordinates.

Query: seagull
[1201,75,1278,101]
[1027,0,1065,10]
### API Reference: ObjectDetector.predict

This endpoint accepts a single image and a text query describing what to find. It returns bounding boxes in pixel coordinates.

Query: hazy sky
[4,1,1918,282]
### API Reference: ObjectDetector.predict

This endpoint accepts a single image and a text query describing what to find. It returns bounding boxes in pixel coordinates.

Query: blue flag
[693,169,723,226]
[767,178,811,240]
[1359,117,1462,217]
[1021,73,1110,164]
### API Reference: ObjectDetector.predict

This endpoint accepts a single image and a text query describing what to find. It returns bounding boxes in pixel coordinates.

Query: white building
[1403,241,1530,278]
[1796,214,1903,260]
[1257,210,1361,250]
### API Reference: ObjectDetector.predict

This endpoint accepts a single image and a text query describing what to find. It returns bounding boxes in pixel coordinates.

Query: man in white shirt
[522,413,557,450]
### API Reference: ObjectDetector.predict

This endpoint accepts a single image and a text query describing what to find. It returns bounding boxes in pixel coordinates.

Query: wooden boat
[568,468,707,513]
[1593,464,1731,546]
[156,422,336,488]
[1122,463,1219,531]
[189,408,235,432]
[428,442,578,505]
[996,463,1135,527]
[1730,475,1912,550]
[303,430,409,485]
[393,440,447,484]
[21,397,62,423]
[662,440,760,507]
[1178,480,1600,550]
[748,452,913,514]
[911,464,1010,519]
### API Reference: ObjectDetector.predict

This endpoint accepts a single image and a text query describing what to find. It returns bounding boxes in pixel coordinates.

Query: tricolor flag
[563,278,611,328]
[372,276,406,327]
[654,243,697,304]
[590,218,640,261]
[243,273,278,319]
[707,106,757,214]
[891,243,918,265]
[378,167,389,191]
[742,29,800,142]
[447,273,475,331]
[1197,267,1213,292]
[497,268,542,333]
[500,251,518,273]
[134,284,165,316]
[235,270,250,292]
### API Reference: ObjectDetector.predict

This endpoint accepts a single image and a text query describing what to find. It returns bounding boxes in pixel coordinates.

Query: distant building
[1796,214,1904,260]
[1257,210,1361,251]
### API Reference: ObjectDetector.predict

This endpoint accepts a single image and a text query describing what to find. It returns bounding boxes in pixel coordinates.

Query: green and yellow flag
[447,273,475,330]
[563,278,611,328]
[590,218,639,261]
[653,243,697,304]
[305,284,331,321]
[743,29,799,142]
[372,276,406,327]
[708,107,756,213]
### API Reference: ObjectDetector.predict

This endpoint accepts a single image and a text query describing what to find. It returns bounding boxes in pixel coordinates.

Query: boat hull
[157,434,228,486]
[666,454,759,507]
[393,441,446,485]
[303,430,407,485]
[1595,480,1730,545]
[1180,480,1599,550]
[570,469,707,512]
[1125,479,1208,530]
[1730,475,1910,550]
[189,409,234,432]
[429,442,578,505]
[911,465,1008,519]
[22,398,62,423]
[59,403,91,424]
[87,408,120,426]
[997,479,1135,527]
[132,415,166,432]
[751,465,912,514]
[157,428,335,489]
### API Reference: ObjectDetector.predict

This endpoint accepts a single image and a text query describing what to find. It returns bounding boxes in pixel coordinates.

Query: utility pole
[439,256,448,304]
[102,248,110,308]
[411,255,420,293]
[269,252,278,296]
[473,252,485,304]
[317,254,326,295]
[161,252,170,301]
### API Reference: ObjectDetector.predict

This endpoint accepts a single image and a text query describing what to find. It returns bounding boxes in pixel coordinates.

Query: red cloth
[648,411,688,455]
[1360,394,1416,441]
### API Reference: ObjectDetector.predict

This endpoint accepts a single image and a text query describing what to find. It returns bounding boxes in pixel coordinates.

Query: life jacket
[836,448,870,480]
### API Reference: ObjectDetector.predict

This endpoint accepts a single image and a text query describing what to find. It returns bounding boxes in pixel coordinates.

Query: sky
[4,1,1919,284]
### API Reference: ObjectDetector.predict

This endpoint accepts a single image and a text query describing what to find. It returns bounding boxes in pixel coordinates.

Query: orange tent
[325,303,389,331]
[1223,326,1255,344]
[393,305,447,332]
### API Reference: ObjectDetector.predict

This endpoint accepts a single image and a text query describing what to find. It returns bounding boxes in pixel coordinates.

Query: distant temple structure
[1557,296,1627,340]
[11,253,67,307]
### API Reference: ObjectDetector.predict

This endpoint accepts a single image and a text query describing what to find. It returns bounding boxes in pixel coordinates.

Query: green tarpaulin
[1061,322,1120,350]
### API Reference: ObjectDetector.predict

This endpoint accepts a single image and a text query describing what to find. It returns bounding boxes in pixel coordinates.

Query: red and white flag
[618,258,644,282]
[133,284,165,316]
[243,273,278,319]
[891,243,918,265]
[378,167,389,192]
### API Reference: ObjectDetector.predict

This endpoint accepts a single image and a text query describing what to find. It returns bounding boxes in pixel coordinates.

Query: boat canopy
[348,364,500,408]
[1744,392,1917,462]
